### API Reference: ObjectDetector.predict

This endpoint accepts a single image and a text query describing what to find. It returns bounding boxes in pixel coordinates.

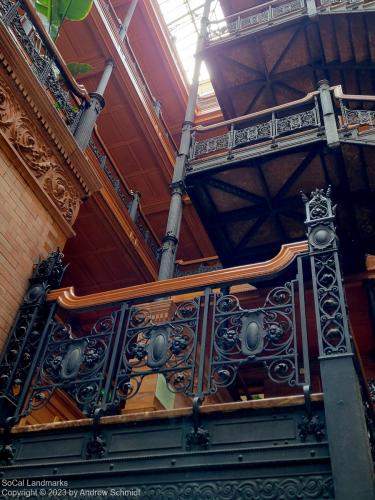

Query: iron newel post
[158,0,213,281]
[303,187,375,500]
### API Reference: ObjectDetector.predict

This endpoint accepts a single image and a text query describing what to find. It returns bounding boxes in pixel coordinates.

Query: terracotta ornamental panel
[0,72,83,227]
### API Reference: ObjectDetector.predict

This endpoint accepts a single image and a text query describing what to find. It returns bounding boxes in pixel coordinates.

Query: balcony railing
[207,0,306,42]
[0,188,373,446]
[334,86,375,128]
[0,0,89,128]
[189,91,321,161]
[89,130,161,261]
[206,0,374,44]
[189,86,375,162]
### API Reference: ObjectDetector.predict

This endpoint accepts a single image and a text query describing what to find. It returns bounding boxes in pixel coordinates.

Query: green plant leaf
[67,62,94,77]
[58,0,94,21]
[34,0,94,40]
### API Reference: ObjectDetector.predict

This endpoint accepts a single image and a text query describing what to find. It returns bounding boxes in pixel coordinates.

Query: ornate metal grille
[340,106,375,128]
[207,0,305,41]
[303,187,352,356]
[0,190,361,427]
[0,0,82,126]
[0,265,311,422]
[25,306,127,416]
[190,102,320,160]
[208,282,303,393]
[109,299,201,404]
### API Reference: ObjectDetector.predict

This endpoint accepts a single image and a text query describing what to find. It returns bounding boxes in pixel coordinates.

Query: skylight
[156,0,224,95]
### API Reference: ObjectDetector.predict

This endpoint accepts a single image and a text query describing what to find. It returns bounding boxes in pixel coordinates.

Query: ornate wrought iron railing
[206,0,373,43]
[207,0,306,42]
[89,133,133,209]
[190,95,321,160]
[89,131,161,261]
[0,251,310,422]
[340,107,375,127]
[320,0,365,6]
[334,87,375,129]
[0,189,357,427]
[0,0,89,128]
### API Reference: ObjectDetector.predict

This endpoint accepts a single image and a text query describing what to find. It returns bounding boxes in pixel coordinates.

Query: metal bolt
[310,450,316,457]
[238,454,243,461]
[171,459,176,465]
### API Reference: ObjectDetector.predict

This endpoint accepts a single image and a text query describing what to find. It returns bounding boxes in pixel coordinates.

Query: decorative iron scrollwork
[86,434,107,460]
[0,0,79,124]
[24,313,120,416]
[190,105,320,160]
[111,299,201,404]
[207,0,305,41]
[0,250,66,424]
[298,415,325,442]
[341,106,375,128]
[208,281,301,394]
[303,187,352,356]
[186,426,210,450]
[139,476,334,500]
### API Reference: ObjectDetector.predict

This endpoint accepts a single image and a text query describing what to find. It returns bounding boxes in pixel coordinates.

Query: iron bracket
[86,409,106,460]
[303,384,312,418]
[0,417,17,466]
[186,396,210,450]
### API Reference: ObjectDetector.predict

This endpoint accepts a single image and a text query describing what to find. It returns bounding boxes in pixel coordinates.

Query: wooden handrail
[22,0,90,102]
[47,241,308,309]
[333,85,375,103]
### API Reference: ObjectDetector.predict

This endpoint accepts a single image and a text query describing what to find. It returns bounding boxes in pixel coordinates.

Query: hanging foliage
[35,0,94,40]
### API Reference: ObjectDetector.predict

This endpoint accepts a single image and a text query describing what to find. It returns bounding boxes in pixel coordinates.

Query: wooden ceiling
[204,9,375,118]
[187,142,375,272]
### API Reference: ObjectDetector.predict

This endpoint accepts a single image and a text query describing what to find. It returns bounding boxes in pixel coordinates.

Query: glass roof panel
[156,0,223,94]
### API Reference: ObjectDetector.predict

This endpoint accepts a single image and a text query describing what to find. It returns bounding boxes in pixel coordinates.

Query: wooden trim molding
[47,241,308,309]
[9,393,324,434]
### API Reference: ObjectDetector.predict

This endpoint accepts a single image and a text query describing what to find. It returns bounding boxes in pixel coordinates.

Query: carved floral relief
[0,77,80,224]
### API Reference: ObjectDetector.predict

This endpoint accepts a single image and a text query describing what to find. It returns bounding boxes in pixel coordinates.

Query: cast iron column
[129,191,141,222]
[158,0,212,280]
[74,0,140,150]
[303,187,375,499]
[74,60,114,150]
[318,80,340,148]
[119,0,139,40]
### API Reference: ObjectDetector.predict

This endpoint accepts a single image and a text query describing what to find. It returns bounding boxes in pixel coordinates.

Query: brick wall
[0,148,66,351]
